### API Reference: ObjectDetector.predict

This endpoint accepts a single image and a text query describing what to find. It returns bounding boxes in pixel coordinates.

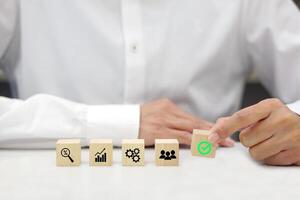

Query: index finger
[208,99,282,143]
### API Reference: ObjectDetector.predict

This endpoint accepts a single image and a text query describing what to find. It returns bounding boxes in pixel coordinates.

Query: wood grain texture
[191,130,216,158]
[122,139,145,166]
[155,139,179,166]
[56,139,81,166]
[89,139,113,166]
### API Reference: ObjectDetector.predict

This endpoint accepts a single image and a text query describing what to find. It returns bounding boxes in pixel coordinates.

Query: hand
[209,98,300,166]
[139,98,235,147]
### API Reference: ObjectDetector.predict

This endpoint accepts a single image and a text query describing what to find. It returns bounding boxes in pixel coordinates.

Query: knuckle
[232,111,247,123]
[216,117,228,125]
[239,132,250,147]
[160,98,173,109]
[262,98,283,108]
[239,133,245,143]
[249,148,262,161]
[215,117,229,137]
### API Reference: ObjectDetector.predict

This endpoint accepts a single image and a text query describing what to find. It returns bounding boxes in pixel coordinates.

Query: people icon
[159,150,166,159]
[165,151,171,160]
[170,150,176,159]
[159,150,176,160]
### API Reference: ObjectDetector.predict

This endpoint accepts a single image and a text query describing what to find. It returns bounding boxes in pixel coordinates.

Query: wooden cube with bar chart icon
[155,139,179,166]
[89,139,113,166]
[191,129,216,158]
[122,139,145,166]
[56,139,81,166]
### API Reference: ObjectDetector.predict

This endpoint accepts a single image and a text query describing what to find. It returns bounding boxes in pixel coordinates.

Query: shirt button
[130,43,138,53]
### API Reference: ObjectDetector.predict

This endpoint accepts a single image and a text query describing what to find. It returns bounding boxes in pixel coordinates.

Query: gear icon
[133,148,140,155]
[125,148,141,163]
[132,155,140,163]
[125,149,134,158]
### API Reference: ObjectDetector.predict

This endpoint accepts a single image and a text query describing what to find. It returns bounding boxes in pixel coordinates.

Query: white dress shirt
[0,0,299,148]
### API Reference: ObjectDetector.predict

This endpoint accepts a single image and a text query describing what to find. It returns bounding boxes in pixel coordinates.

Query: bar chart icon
[95,148,107,163]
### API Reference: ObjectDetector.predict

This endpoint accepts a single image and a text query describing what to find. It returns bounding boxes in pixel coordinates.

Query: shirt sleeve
[242,0,300,104]
[0,0,17,60]
[0,94,140,149]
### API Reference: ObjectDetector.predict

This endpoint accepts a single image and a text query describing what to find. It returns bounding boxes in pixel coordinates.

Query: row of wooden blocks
[56,130,216,167]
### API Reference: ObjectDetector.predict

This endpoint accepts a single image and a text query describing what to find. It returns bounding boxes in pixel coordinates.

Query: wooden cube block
[155,139,179,166]
[89,139,113,166]
[122,139,144,166]
[191,130,216,158]
[56,139,81,166]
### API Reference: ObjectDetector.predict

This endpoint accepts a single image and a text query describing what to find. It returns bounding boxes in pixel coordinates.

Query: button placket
[121,0,146,104]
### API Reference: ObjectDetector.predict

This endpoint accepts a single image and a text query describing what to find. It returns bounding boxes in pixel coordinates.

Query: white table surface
[0,143,299,200]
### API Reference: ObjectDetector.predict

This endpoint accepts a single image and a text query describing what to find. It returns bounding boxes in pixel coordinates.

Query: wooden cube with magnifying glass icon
[56,139,81,166]
[155,139,179,166]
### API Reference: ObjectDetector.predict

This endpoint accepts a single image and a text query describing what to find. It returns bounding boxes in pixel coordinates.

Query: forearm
[0,94,140,149]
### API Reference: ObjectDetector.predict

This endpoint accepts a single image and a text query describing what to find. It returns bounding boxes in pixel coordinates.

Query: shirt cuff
[85,105,140,146]
[287,100,300,115]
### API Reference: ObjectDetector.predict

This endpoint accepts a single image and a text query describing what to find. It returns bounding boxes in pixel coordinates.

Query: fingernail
[208,133,220,144]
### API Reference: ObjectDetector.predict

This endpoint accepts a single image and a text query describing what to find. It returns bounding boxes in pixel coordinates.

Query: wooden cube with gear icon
[155,139,179,166]
[89,139,113,166]
[56,139,81,166]
[191,130,216,158]
[122,139,145,166]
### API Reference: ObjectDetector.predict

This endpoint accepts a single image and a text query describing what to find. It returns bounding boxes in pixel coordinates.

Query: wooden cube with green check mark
[191,130,216,158]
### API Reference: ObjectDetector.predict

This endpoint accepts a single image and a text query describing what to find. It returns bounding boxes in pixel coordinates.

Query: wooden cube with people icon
[191,130,216,158]
[122,139,145,166]
[56,139,81,166]
[155,139,179,166]
[89,139,113,166]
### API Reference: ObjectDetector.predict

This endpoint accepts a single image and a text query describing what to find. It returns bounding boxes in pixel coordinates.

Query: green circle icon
[197,141,213,155]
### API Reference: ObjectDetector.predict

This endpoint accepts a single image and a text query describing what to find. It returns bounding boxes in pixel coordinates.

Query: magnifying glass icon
[61,148,74,163]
